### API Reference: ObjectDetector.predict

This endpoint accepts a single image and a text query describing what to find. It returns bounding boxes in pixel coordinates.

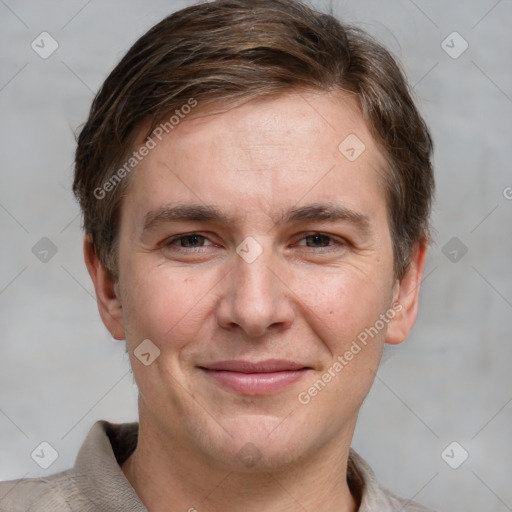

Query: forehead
[160,91,375,167]
[121,90,388,230]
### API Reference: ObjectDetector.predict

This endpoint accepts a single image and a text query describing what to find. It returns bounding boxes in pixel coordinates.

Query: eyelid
[164,232,214,247]
[163,231,347,250]
[292,232,348,250]
[295,231,341,242]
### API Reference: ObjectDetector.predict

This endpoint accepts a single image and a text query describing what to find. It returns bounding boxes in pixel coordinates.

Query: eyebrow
[141,203,372,234]
[142,204,234,233]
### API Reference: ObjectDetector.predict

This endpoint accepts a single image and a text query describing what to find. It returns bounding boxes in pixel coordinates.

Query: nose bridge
[233,232,276,287]
[237,247,276,299]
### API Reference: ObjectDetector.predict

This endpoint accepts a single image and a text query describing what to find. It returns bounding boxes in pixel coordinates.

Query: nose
[215,248,295,338]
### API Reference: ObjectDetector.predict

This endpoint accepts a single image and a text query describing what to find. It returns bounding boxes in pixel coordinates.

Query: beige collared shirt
[0,421,435,511]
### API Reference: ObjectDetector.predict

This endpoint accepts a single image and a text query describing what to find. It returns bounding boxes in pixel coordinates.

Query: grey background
[1,1,511,511]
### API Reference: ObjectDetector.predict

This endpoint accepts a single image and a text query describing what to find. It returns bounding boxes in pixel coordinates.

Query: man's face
[110,91,404,468]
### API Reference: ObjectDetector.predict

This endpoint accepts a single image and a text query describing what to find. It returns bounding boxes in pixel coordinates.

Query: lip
[199,359,311,395]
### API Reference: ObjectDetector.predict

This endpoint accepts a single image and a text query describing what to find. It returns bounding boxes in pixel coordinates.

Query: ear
[83,234,126,340]
[385,240,428,345]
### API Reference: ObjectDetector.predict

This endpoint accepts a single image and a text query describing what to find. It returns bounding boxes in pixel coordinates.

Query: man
[0,0,435,510]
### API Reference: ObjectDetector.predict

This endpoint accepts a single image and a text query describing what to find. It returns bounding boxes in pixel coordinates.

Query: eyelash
[163,232,346,253]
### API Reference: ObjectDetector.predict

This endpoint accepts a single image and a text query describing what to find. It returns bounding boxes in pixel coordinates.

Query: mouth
[198,359,312,395]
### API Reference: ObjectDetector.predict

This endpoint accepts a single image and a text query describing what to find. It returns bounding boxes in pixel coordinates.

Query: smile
[198,359,311,395]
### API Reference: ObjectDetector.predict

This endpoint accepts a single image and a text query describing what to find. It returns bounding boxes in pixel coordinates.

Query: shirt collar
[347,448,395,510]
[73,420,146,511]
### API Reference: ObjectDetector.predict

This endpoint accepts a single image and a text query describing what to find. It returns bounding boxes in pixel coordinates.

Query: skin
[85,89,427,512]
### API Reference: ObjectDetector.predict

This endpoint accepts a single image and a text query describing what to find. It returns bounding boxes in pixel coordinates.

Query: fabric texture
[0,420,435,511]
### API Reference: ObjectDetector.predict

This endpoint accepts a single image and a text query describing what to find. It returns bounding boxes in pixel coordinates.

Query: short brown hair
[73,0,434,281]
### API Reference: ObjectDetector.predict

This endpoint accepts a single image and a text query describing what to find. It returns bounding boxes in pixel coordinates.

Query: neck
[122,415,359,512]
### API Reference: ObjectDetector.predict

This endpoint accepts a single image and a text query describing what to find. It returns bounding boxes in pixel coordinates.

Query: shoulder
[0,470,83,512]
[0,420,141,512]
[348,449,438,512]
[381,487,437,511]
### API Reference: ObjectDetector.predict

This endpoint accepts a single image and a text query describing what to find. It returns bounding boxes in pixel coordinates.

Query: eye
[164,233,213,249]
[295,232,344,250]
[299,233,333,248]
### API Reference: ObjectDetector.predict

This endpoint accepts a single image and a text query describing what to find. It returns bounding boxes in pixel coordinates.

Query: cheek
[119,261,219,350]
[292,264,393,346]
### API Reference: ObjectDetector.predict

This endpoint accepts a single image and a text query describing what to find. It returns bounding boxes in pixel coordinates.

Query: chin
[198,413,317,472]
